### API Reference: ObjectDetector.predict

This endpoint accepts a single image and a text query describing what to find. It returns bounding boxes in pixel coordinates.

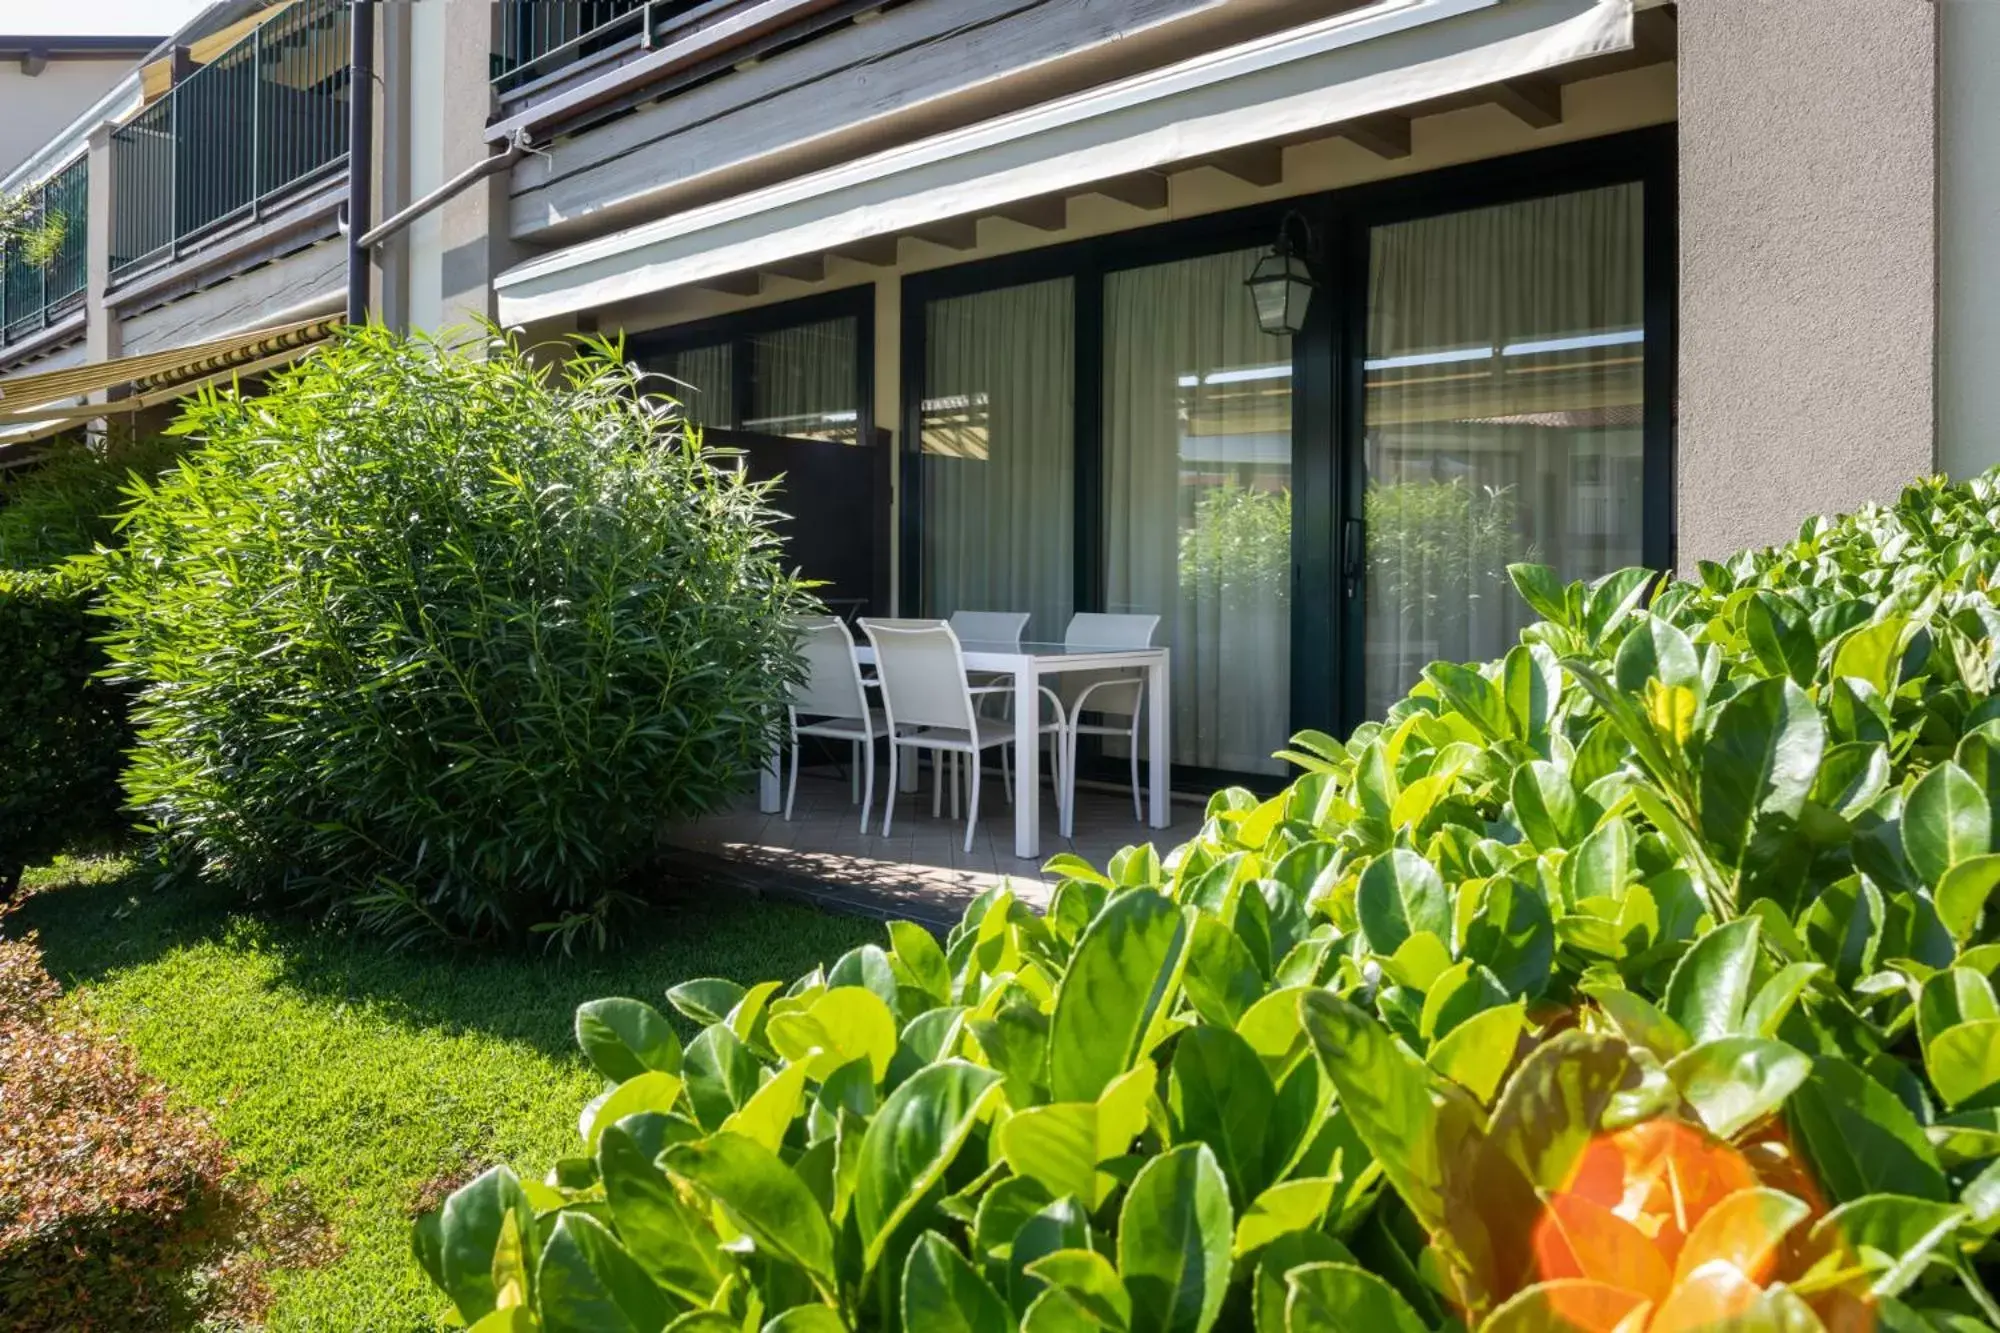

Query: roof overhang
[495,0,1633,326]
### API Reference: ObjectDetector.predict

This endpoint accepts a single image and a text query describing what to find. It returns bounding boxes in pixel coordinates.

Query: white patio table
[759,639,1170,860]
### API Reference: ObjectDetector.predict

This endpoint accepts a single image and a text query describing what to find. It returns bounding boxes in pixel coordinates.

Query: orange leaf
[1534,1192,1674,1303]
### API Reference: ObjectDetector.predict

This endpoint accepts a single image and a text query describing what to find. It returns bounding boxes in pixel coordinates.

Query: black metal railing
[110,0,350,280]
[491,0,702,92]
[1,157,88,345]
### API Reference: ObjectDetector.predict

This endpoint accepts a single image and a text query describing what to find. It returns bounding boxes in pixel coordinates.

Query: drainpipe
[345,0,376,325]
[355,129,534,252]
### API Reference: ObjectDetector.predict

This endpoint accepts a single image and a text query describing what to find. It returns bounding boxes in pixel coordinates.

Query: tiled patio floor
[663,760,1181,929]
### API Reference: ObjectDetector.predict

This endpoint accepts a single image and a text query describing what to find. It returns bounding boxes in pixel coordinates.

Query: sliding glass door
[1104,250,1292,776]
[1360,182,1647,717]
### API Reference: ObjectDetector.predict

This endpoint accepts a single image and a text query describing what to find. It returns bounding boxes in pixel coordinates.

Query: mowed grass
[12,855,880,1331]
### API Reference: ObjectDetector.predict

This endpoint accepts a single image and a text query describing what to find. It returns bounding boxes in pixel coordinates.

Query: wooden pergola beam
[1203,145,1285,187]
[1336,112,1412,159]
[989,196,1067,231]
[1083,171,1169,211]
[1489,75,1563,129]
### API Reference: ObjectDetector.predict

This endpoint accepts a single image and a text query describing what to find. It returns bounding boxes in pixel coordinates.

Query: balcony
[110,0,350,283]
[0,157,87,348]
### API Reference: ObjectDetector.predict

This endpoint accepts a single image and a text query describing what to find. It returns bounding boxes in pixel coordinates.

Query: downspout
[344,0,376,325]
[355,129,534,252]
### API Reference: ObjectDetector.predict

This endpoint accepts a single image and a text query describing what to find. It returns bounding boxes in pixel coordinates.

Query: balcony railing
[492,1,738,93]
[110,0,350,281]
[0,157,88,346]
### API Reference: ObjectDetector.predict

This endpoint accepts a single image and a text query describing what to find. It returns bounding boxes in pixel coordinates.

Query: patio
[664,762,1180,930]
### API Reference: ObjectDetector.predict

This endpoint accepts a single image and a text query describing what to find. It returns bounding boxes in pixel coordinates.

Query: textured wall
[1939,0,2000,478]
[1677,0,1936,565]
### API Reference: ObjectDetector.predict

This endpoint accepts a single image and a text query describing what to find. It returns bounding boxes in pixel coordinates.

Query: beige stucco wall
[0,60,130,181]
[1938,0,2000,479]
[1676,0,1937,564]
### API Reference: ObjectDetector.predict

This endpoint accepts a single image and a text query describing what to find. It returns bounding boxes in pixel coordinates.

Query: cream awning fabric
[495,0,1634,325]
[0,316,337,435]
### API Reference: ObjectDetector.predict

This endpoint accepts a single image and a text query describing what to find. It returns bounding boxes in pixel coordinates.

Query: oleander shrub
[98,327,811,945]
[0,933,237,1329]
[0,562,132,890]
[412,470,2000,1331]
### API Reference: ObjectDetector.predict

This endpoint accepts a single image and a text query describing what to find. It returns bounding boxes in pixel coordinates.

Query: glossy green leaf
[536,1211,673,1333]
[1926,1019,2000,1108]
[1512,762,1593,852]
[1486,1032,1637,1193]
[1355,849,1449,957]
[1048,889,1193,1102]
[1463,875,1555,999]
[1118,1144,1233,1333]
[762,1307,847,1333]
[1615,613,1700,695]
[767,986,900,1083]
[1906,760,1992,891]
[1745,591,1817,687]
[1234,1176,1339,1259]
[1662,916,1761,1043]
[1169,1024,1277,1205]
[576,997,684,1084]
[1697,677,1824,875]
[1805,1195,1970,1301]
[1742,962,1826,1039]
[1938,853,2000,943]
[1478,1281,1650,1333]
[1787,1058,1948,1203]
[1282,1261,1428,1333]
[1424,661,1513,743]
[1010,1196,1093,1317]
[668,978,747,1028]
[1582,983,1691,1062]
[599,1121,729,1304]
[1427,1000,1527,1103]
[1508,563,1572,627]
[439,1165,538,1324]
[663,1132,837,1286]
[1667,1037,1811,1140]
[586,1071,685,1151]
[722,1061,808,1154]
[854,1059,1003,1278]
[1182,914,1265,1029]
[902,1231,1013,1333]
[889,922,953,1006]
[1024,1248,1132,1329]
[1252,1231,1349,1333]
[683,1023,764,1132]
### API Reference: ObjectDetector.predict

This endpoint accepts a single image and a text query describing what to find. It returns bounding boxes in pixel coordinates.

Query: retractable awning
[495,0,1633,325]
[0,313,338,446]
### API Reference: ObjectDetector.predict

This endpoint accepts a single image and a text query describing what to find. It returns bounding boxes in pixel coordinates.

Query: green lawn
[12,855,881,1331]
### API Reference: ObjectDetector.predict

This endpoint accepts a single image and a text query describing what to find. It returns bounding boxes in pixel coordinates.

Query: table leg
[1013,662,1039,859]
[1148,653,1170,830]
[758,745,782,815]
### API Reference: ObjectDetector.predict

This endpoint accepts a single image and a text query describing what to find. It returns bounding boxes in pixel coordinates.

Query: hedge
[408,468,2000,1332]
[0,561,131,890]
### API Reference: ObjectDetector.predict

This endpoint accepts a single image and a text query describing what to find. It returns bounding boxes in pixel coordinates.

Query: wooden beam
[1203,145,1284,188]
[1489,76,1562,129]
[698,272,762,296]
[1336,113,1411,160]
[989,196,1067,231]
[1083,172,1169,211]
[763,254,826,282]
[1631,7,1677,64]
[831,236,900,267]
[907,218,979,250]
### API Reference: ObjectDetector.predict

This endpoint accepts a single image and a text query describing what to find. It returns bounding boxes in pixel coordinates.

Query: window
[637,306,863,443]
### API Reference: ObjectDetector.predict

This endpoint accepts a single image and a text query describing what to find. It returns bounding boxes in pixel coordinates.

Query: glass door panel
[1105,249,1292,775]
[1362,183,1646,718]
[919,279,1076,639]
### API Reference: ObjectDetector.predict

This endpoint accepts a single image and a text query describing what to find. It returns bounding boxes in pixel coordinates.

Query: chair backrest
[861,620,979,733]
[1065,612,1160,649]
[949,610,1029,650]
[790,617,868,719]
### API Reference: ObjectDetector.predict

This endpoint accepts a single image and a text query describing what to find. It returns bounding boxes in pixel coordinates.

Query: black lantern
[1244,211,1318,336]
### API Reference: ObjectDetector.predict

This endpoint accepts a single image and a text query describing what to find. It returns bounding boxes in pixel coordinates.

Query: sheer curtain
[1105,249,1291,774]
[747,317,860,443]
[655,343,734,428]
[920,279,1074,639]
[1364,183,1645,717]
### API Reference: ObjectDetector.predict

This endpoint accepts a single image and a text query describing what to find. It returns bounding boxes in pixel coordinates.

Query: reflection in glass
[1364,183,1645,718]
[1106,249,1291,774]
[920,279,1075,639]
[747,317,860,443]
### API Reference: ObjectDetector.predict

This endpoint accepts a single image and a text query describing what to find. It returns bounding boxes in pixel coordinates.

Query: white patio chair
[1044,612,1161,837]
[948,609,1036,804]
[861,620,1061,852]
[785,617,884,832]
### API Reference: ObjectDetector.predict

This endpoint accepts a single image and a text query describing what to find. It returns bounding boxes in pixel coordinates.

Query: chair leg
[965,749,983,854]
[1129,724,1143,823]
[933,751,943,818]
[851,742,861,804]
[883,744,899,836]
[859,737,875,834]
[1001,743,1013,804]
[1063,725,1083,840]
[950,752,961,821]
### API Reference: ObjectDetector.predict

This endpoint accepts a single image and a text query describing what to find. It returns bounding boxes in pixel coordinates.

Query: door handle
[1342,518,1364,601]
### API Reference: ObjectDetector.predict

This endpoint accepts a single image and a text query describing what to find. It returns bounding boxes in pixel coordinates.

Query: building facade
[0,0,1991,791]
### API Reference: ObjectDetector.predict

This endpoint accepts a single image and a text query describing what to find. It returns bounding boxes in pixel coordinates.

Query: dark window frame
[900,125,1676,790]
[625,284,876,445]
